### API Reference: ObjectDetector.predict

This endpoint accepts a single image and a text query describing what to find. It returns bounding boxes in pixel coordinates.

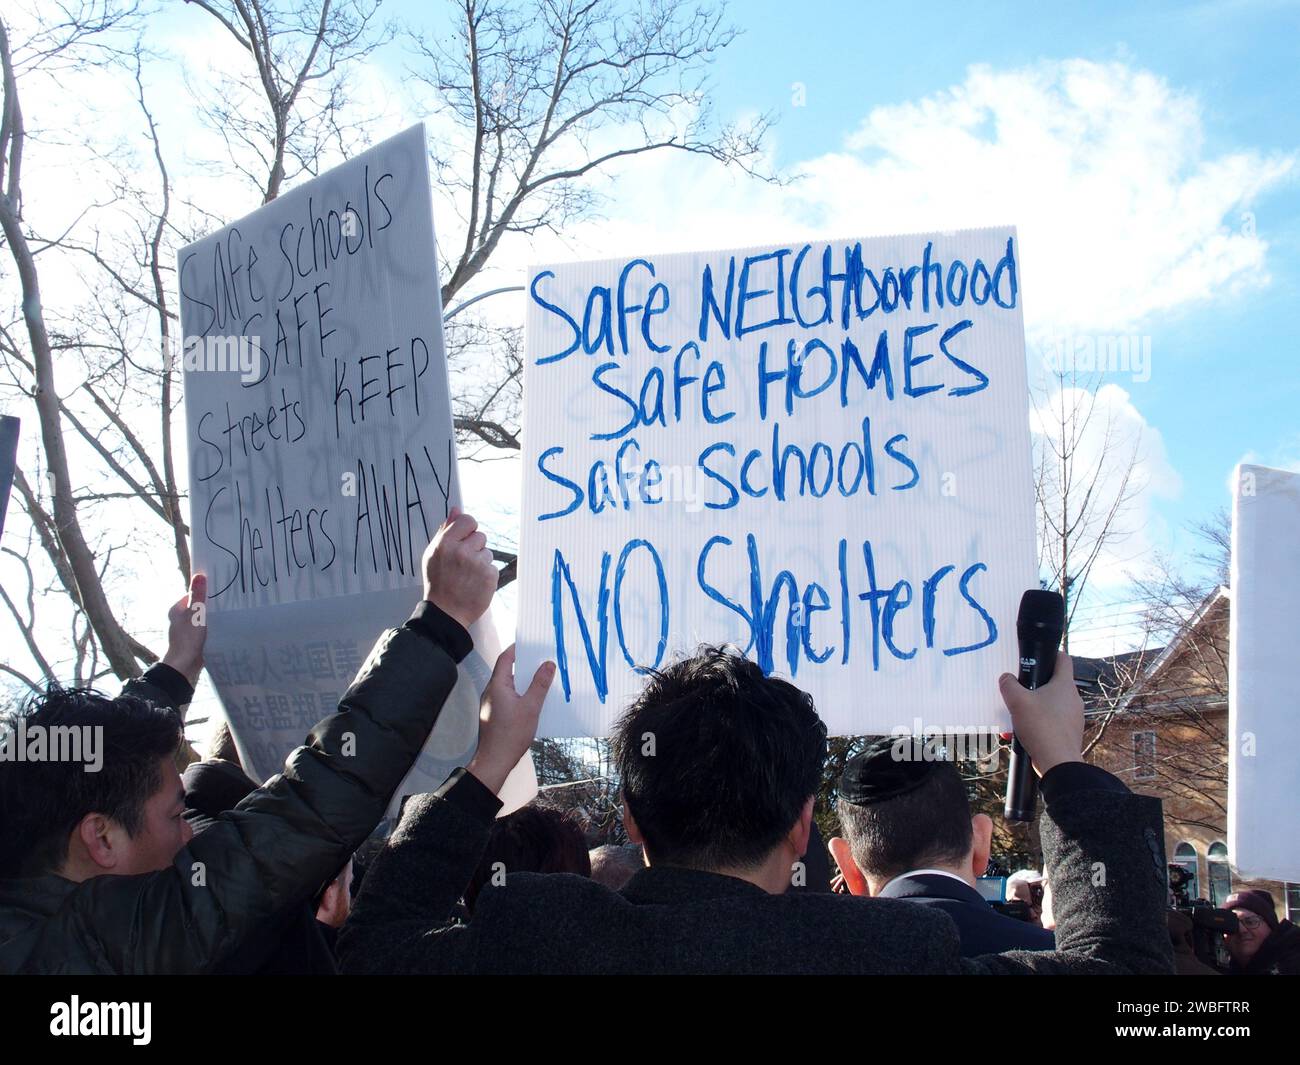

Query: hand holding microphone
[1002,590,1083,821]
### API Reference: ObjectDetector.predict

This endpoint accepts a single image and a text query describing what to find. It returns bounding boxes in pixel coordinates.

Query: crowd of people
[0,509,1295,975]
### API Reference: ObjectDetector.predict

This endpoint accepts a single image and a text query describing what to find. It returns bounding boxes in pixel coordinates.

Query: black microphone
[1004,589,1066,822]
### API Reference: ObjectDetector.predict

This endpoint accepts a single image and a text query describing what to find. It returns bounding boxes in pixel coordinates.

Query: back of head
[611,646,827,871]
[589,843,644,891]
[464,802,591,912]
[0,687,182,878]
[837,756,973,880]
[1006,868,1043,892]
[182,757,257,824]
[206,721,243,767]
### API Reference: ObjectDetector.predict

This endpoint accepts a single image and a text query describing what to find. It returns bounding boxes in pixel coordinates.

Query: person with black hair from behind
[462,803,591,916]
[338,644,1173,975]
[0,508,497,974]
[826,737,1056,956]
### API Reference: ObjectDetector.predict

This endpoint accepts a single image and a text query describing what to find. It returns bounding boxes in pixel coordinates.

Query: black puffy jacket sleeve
[13,622,462,975]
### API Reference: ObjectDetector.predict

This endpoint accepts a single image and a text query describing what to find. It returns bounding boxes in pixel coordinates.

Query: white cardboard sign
[179,125,534,811]
[517,227,1037,737]
[1230,463,1300,881]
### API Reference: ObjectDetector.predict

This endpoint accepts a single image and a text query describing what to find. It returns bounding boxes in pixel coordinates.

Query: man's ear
[623,801,643,845]
[74,813,123,872]
[787,796,815,858]
[970,813,993,882]
[829,836,870,896]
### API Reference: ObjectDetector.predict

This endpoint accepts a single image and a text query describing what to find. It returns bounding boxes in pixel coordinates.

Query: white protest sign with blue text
[180,124,534,811]
[517,227,1036,737]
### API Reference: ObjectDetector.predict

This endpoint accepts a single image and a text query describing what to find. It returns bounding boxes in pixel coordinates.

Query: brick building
[1077,586,1298,920]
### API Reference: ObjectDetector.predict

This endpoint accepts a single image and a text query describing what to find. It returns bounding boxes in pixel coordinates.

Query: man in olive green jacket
[0,509,508,975]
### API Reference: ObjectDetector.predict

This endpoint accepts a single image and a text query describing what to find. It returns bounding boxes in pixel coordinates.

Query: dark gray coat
[338,764,1175,975]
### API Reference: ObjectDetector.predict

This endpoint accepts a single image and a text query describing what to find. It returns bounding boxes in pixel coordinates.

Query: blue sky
[712,2,1299,157]
[697,0,1300,539]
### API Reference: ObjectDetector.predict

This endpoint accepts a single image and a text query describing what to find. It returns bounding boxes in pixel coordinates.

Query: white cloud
[508,58,1292,344]
[1028,384,1181,658]
[1032,382,1181,587]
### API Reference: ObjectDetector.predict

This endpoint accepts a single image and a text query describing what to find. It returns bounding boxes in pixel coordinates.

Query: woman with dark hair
[464,803,591,914]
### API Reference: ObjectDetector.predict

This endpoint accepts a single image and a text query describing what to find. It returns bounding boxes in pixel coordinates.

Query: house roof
[1115,585,1230,712]
[1069,584,1230,714]
[1072,648,1161,707]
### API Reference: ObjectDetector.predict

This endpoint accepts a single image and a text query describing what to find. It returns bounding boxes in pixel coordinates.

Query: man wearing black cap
[828,736,1056,956]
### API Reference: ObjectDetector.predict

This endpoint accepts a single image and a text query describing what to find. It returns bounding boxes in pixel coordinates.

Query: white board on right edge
[1229,463,1300,882]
